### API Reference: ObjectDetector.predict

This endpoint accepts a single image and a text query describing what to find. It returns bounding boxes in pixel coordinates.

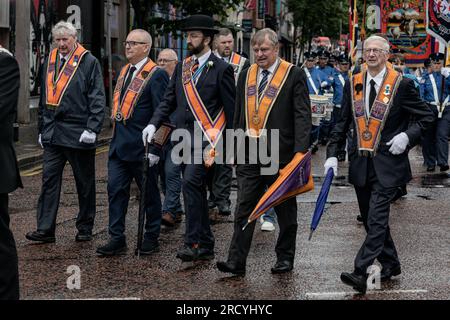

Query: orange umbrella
[242,151,314,230]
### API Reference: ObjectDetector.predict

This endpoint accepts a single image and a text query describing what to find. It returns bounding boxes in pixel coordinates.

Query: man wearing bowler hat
[143,14,236,262]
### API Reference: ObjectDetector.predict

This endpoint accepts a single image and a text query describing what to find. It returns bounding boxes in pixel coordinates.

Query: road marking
[305,289,428,298]
[68,297,141,300]
[20,165,43,177]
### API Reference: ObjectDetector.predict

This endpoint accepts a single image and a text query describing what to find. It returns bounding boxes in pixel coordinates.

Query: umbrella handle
[308,229,314,241]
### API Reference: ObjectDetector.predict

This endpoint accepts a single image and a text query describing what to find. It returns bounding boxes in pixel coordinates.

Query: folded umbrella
[308,167,334,240]
[242,151,314,230]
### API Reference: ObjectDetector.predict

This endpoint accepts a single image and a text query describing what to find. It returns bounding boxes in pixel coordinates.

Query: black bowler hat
[429,52,445,62]
[182,14,218,33]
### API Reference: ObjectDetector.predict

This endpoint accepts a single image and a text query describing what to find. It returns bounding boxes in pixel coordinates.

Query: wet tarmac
[8,145,450,300]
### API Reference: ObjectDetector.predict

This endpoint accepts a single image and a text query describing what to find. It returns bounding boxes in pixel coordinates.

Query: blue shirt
[305,67,330,95]
[419,72,450,102]
[331,71,349,106]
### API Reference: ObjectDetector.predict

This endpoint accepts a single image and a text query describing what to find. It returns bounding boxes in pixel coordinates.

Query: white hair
[364,35,390,52]
[52,21,78,39]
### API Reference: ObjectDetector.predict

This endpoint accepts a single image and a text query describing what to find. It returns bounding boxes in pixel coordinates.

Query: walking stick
[136,141,149,258]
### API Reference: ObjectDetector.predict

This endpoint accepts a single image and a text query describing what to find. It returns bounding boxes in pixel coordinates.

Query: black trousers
[182,163,214,249]
[353,159,400,275]
[225,164,298,267]
[0,194,19,300]
[36,145,96,235]
[207,163,232,211]
[107,154,161,243]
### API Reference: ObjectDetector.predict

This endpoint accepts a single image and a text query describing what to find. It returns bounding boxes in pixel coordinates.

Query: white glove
[148,153,160,167]
[386,132,409,155]
[79,130,96,144]
[321,81,328,88]
[441,67,450,78]
[38,134,43,148]
[142,124,156,145]
[324,157,338,176]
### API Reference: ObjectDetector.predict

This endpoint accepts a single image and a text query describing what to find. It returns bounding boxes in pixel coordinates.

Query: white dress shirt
[126,57,148,81]
[257,58,280,87]
[194,49,212,69]
[365,67,386,115]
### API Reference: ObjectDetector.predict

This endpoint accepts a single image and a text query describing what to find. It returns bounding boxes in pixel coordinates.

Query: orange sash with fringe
[245,60,293,138]
[46,44,88,107]
[182,56,226,166]
[351,65,402,156]
[112,59,158,123]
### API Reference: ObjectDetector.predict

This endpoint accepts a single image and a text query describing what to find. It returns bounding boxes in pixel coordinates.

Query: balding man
[96,29,169,256]
[157,49,178,78]
[156,49,183,227]
[325,35,433,293]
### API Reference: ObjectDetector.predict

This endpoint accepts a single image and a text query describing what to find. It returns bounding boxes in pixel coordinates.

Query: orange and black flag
[242,152,314,230]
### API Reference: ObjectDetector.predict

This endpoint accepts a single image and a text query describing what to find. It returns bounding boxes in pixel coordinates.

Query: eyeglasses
[157,59,177,64]
[123,41,149,47]
[363,48,387,55]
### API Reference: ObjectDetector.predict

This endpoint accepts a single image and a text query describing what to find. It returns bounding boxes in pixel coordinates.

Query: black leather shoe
[208,200,216,210]
[75,232,92,242]
[96,240,127,256]
[218,209,231,216]
[216,261,246,275]
[356,214,363,222]
[337,153,346,162]
[340,272,367,294]
[25,231,55,243]
[136,240,160,256]
[381,265,401,282]
[271,260,293,274]
[197,247,215,261]
[176,245,199,262]
[427,165,436,172]
[440,165,449,172]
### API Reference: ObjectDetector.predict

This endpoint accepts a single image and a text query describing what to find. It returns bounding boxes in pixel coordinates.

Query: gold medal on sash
[252,113,260,125]
[362,130,372,141]
[115,111,123,122]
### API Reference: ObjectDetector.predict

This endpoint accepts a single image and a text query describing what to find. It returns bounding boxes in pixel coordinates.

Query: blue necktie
[258,70,270,101]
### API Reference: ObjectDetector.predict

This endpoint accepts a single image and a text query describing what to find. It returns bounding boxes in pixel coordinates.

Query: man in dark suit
[143,15,236,262]
[96,29,169,256]
[0,45,22,300]
[207,27,251,216]
[216,28,311,275]
[26,21,105,243]
[324,35,434,294]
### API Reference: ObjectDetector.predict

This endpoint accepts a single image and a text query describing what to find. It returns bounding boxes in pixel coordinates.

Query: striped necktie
[258,70,270,101]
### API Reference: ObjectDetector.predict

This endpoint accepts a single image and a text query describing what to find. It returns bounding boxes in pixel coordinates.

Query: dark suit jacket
[38,50,106,150]
[109,67,169,162]
[327,77,434,188]
[0,52,23,194]
[234,64,312,164]
[150,52,236,132]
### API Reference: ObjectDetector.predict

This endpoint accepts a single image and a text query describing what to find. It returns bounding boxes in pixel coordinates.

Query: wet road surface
[9,145,450,300]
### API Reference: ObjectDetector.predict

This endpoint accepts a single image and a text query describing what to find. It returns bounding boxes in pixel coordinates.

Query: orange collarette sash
[112,59,158,123]
[245,60,293,138]
[351,64,402,156]
[182,56,226,166]
[230,52,247,82]
[46,44,88,107]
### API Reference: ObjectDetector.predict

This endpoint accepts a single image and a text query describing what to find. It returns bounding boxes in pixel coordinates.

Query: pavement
[8,132,450,300]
